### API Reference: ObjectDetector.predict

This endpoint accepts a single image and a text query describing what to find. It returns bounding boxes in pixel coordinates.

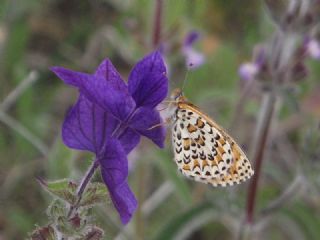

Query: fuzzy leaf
[39,179,77,205]
[46,199,67,220]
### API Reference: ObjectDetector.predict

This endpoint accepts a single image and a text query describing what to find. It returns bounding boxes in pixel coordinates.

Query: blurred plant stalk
[152,0,163,48]
[0,70,49,155]
[246,91,276,224]
[238,0,320,239]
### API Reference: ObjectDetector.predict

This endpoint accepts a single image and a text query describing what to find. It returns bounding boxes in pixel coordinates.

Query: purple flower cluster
[238,38,320,82]
[238,0,320,82]
[51,51,168,224]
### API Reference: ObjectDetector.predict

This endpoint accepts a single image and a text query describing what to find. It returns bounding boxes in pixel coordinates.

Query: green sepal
[38,178,77,205]
[79,182,109,208]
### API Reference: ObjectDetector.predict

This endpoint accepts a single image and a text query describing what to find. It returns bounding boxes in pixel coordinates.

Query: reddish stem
[67,159,100,218]
[76,159,100,198]
[245,93,276,223]
[152,0,163,48]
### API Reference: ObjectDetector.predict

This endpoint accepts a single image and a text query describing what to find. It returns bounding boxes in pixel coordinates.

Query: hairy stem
[67,159,100,218]
[245,91,276,224]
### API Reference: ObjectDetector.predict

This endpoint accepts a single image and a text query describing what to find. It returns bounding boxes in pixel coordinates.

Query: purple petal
[238,62,259,81]
[184,31,200,47]
[62,94,115,154]
[62,93,140,156]
[119,128,141,154]
[51,67,91,88]
[52,60,136,121]
[129,107,166,148]
[100,138,137,224]
[128,51,168,108]
[83,59,136,121]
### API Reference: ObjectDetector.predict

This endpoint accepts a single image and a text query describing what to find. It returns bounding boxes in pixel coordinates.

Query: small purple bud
[238,62,260,81]
[184,31,200,47]
[306,39,320,60]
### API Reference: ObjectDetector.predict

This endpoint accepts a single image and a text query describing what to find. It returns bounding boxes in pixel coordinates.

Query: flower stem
[77,159,100,198]
[245,91,276,224]
[152,0,163,48]
[67,159,100,218]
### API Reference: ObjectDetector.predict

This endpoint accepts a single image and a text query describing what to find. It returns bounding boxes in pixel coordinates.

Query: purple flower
[238,47,266,81]
[238,62,260,81]
[51,51,168,224]
[182,31,205,69]
[306,38,320,60]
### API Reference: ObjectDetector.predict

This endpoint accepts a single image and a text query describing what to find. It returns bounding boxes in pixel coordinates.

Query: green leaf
[153,203,217,240]
[38,179,77,205]
[39,178,109,209]
[79,182,110,208]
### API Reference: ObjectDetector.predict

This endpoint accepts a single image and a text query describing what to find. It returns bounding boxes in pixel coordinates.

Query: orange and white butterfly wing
[172,103,254,187]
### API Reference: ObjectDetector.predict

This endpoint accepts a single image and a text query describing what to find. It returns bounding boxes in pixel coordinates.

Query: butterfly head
[171,88,186,103]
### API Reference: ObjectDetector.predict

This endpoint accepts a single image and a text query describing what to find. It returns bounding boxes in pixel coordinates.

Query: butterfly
[169,88,254,187]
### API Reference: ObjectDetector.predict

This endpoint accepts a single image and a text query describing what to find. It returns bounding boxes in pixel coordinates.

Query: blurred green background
[0,0,320,239]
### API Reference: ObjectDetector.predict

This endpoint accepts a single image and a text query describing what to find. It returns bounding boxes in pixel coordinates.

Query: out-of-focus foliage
[0,0,319,239]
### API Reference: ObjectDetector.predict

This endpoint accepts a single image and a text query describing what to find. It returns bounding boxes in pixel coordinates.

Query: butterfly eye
[175,92,182,100]
[171,88,183,101]
[174,90,183,100]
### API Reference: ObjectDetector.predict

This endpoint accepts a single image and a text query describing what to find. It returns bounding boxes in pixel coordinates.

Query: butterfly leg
[147,117,172,130]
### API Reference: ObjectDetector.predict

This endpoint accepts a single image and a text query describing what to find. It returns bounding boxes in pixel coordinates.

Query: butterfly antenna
[181,64,192,92]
